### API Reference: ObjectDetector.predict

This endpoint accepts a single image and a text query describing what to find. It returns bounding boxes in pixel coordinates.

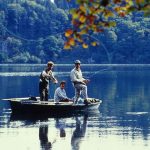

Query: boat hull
[7,97,101,115]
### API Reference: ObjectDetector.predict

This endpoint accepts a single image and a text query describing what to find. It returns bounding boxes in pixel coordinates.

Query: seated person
[54,81,71,103]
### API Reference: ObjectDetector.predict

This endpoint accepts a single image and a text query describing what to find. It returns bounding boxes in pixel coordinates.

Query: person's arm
[80,71,90,84]
[42,70,52,78]
[49,71,58,83]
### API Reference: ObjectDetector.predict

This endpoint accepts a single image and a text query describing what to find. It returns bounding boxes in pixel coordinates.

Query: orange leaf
[136,0,144,4]
[80,5,86,13]
[89,7,95,14]
[64,42,71,49]
[113,0,121,3]
[65,29,73,37]
[79,15,86,23]
[68,37,75,46]
[119,11,126,17]
[96,28,104,32]
[114,7,121,12]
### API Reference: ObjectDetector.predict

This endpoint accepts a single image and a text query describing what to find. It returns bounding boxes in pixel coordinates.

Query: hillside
[0,0,150,63]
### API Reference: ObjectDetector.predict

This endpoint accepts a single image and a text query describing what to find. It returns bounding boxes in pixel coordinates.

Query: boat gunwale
[9,100,101,107]
[2,97,102,107]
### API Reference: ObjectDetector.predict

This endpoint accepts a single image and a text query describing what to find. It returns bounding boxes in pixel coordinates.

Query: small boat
[2,97,102,115]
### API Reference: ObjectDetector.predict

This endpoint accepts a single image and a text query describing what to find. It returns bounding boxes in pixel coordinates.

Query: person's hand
[86,79,90,83]
[83,79,90,84]
[54,79,58,84]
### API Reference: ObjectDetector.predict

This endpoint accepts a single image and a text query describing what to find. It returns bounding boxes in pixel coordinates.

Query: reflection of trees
[118,114,150,141]
[90,72,117,100]
[91,72,117,116]
[94,70,150,142]
[91,71,150,116]
[39,125,52,150]
[117,71,150,113]
[71,114,88,150]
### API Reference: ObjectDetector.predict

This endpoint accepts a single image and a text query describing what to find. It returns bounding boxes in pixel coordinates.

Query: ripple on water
[126,112,149,115]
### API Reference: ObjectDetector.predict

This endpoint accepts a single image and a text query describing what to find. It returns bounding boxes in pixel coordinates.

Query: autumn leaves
[64,0,150,50]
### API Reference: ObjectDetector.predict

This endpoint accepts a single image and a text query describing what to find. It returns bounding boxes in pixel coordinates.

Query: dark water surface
[0,64,150,150]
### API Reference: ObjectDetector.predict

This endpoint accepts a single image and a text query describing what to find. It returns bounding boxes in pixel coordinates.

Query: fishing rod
[85,67,113,79]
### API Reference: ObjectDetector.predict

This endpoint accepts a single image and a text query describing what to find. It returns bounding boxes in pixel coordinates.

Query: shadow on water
[71,114,88,150]
[39,125,52,150]
[10,111,89,122]
[38,114,88,150]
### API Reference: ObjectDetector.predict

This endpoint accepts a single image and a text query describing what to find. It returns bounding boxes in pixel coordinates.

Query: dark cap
[60,80,66,85]
[74,60,81,64]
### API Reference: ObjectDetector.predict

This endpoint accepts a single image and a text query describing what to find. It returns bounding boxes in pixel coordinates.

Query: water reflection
[0,109,150,150]
[95,71,150,117]
[1,65,150,150]
[0,106,11,128]
[55,118,66,138]
[120,113,150,141]
[37,114,88,150]
[39,125,52,150]
[71,115,88,150]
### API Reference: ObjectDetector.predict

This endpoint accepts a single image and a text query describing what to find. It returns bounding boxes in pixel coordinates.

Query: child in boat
[54,81,72,103]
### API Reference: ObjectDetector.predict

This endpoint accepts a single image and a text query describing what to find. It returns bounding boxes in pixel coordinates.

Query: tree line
[0,0,150,63]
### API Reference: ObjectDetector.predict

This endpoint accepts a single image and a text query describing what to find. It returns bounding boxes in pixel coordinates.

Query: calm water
[0,64,150,150]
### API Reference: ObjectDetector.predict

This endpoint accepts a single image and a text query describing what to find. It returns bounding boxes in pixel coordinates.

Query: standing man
[39,61,58,101]
[54,81,71,103]
[70,60,90,104]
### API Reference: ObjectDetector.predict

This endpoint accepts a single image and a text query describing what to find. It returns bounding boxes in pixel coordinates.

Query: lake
[0,64,150,150]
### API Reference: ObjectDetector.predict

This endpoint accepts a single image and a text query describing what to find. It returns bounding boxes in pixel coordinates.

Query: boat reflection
[10,109,88,121]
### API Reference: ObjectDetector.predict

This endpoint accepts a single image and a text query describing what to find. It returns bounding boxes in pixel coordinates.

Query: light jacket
[70,68,85,84]
[54,87,68,102]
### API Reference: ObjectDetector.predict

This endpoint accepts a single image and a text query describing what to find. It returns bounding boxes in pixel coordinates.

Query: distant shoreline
[0,64,150,66]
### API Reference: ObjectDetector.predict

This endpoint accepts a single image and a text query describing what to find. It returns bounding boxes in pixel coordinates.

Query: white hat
[74,60,81,64]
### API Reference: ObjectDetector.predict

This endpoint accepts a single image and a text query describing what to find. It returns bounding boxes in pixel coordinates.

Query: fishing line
[88,66,119,81]
[85,68,113,79]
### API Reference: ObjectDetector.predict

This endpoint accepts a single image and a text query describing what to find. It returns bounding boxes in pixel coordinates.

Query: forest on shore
[0,0,150,64]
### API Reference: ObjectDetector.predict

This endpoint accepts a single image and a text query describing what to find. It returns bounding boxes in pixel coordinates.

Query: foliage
[0,0,150,64]
[64,0,150,49]
[0,0,69,63]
